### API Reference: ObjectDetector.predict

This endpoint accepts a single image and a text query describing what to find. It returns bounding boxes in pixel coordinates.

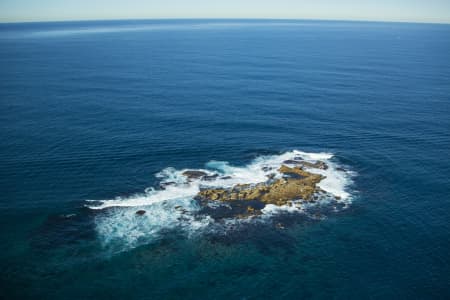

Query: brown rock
[196,165,324,208]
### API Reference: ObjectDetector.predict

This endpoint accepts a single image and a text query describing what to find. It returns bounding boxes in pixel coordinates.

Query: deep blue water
[1,20,450,299]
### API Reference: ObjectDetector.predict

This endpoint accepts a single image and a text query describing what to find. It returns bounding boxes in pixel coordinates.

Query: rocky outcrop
[283,160,302,165]
[182,170,220,181]
[282,160,328,170]
[136,210,146,216]
[202,174,219,181]
[195,165,324,208]
[299,160,328,170]
[182,170,208,179]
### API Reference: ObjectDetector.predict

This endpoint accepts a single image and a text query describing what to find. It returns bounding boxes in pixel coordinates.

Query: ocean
[0,19,449,299]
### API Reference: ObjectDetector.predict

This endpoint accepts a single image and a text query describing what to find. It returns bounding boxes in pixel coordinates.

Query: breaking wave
[86,150,355,253]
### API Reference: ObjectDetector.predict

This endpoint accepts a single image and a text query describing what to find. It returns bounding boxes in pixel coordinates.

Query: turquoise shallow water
[0,20,449,299]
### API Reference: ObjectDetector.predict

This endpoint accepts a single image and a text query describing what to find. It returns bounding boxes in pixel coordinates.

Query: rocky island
[181,159,331,219]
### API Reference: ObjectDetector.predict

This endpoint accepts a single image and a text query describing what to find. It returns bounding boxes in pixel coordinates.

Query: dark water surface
[1,20,449,299]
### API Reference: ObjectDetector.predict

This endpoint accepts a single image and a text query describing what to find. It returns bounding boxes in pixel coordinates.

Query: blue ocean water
[0,19,449,299]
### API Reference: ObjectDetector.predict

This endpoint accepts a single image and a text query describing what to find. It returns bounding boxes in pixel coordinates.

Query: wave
[86,150,355,253]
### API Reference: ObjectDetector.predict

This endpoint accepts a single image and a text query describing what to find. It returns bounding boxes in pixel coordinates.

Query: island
[179,158,332,219]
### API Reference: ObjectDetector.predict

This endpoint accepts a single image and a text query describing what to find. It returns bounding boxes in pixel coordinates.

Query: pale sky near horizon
[1,0,450,24]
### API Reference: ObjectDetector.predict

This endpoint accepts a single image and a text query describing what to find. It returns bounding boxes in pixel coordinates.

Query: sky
[0,0,450,24]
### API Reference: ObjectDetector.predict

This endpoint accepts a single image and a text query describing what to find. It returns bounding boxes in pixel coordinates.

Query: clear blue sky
[1,0,449,23]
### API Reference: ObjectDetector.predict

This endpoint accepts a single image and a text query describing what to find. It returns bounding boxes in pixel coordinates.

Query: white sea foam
[87,150,355,252]
[94,198,213,253]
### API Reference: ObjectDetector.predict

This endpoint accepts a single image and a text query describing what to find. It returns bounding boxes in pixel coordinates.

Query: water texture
[0,20,449,299]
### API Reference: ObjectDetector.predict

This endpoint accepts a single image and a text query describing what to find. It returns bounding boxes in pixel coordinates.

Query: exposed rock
[202,174,219,181]
[182,170,208,179]
[298,161,328,170]
[232,183,252,192]
[336,167,346,172]
[283,160,302,165]
[195,165,324,210]
[136,210,146,216]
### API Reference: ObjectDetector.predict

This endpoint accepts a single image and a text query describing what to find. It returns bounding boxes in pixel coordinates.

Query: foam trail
[94,198,213,253]
[87,184,200,210]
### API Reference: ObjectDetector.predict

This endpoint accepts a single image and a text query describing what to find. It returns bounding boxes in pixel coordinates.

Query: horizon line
[1,17,449,26]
